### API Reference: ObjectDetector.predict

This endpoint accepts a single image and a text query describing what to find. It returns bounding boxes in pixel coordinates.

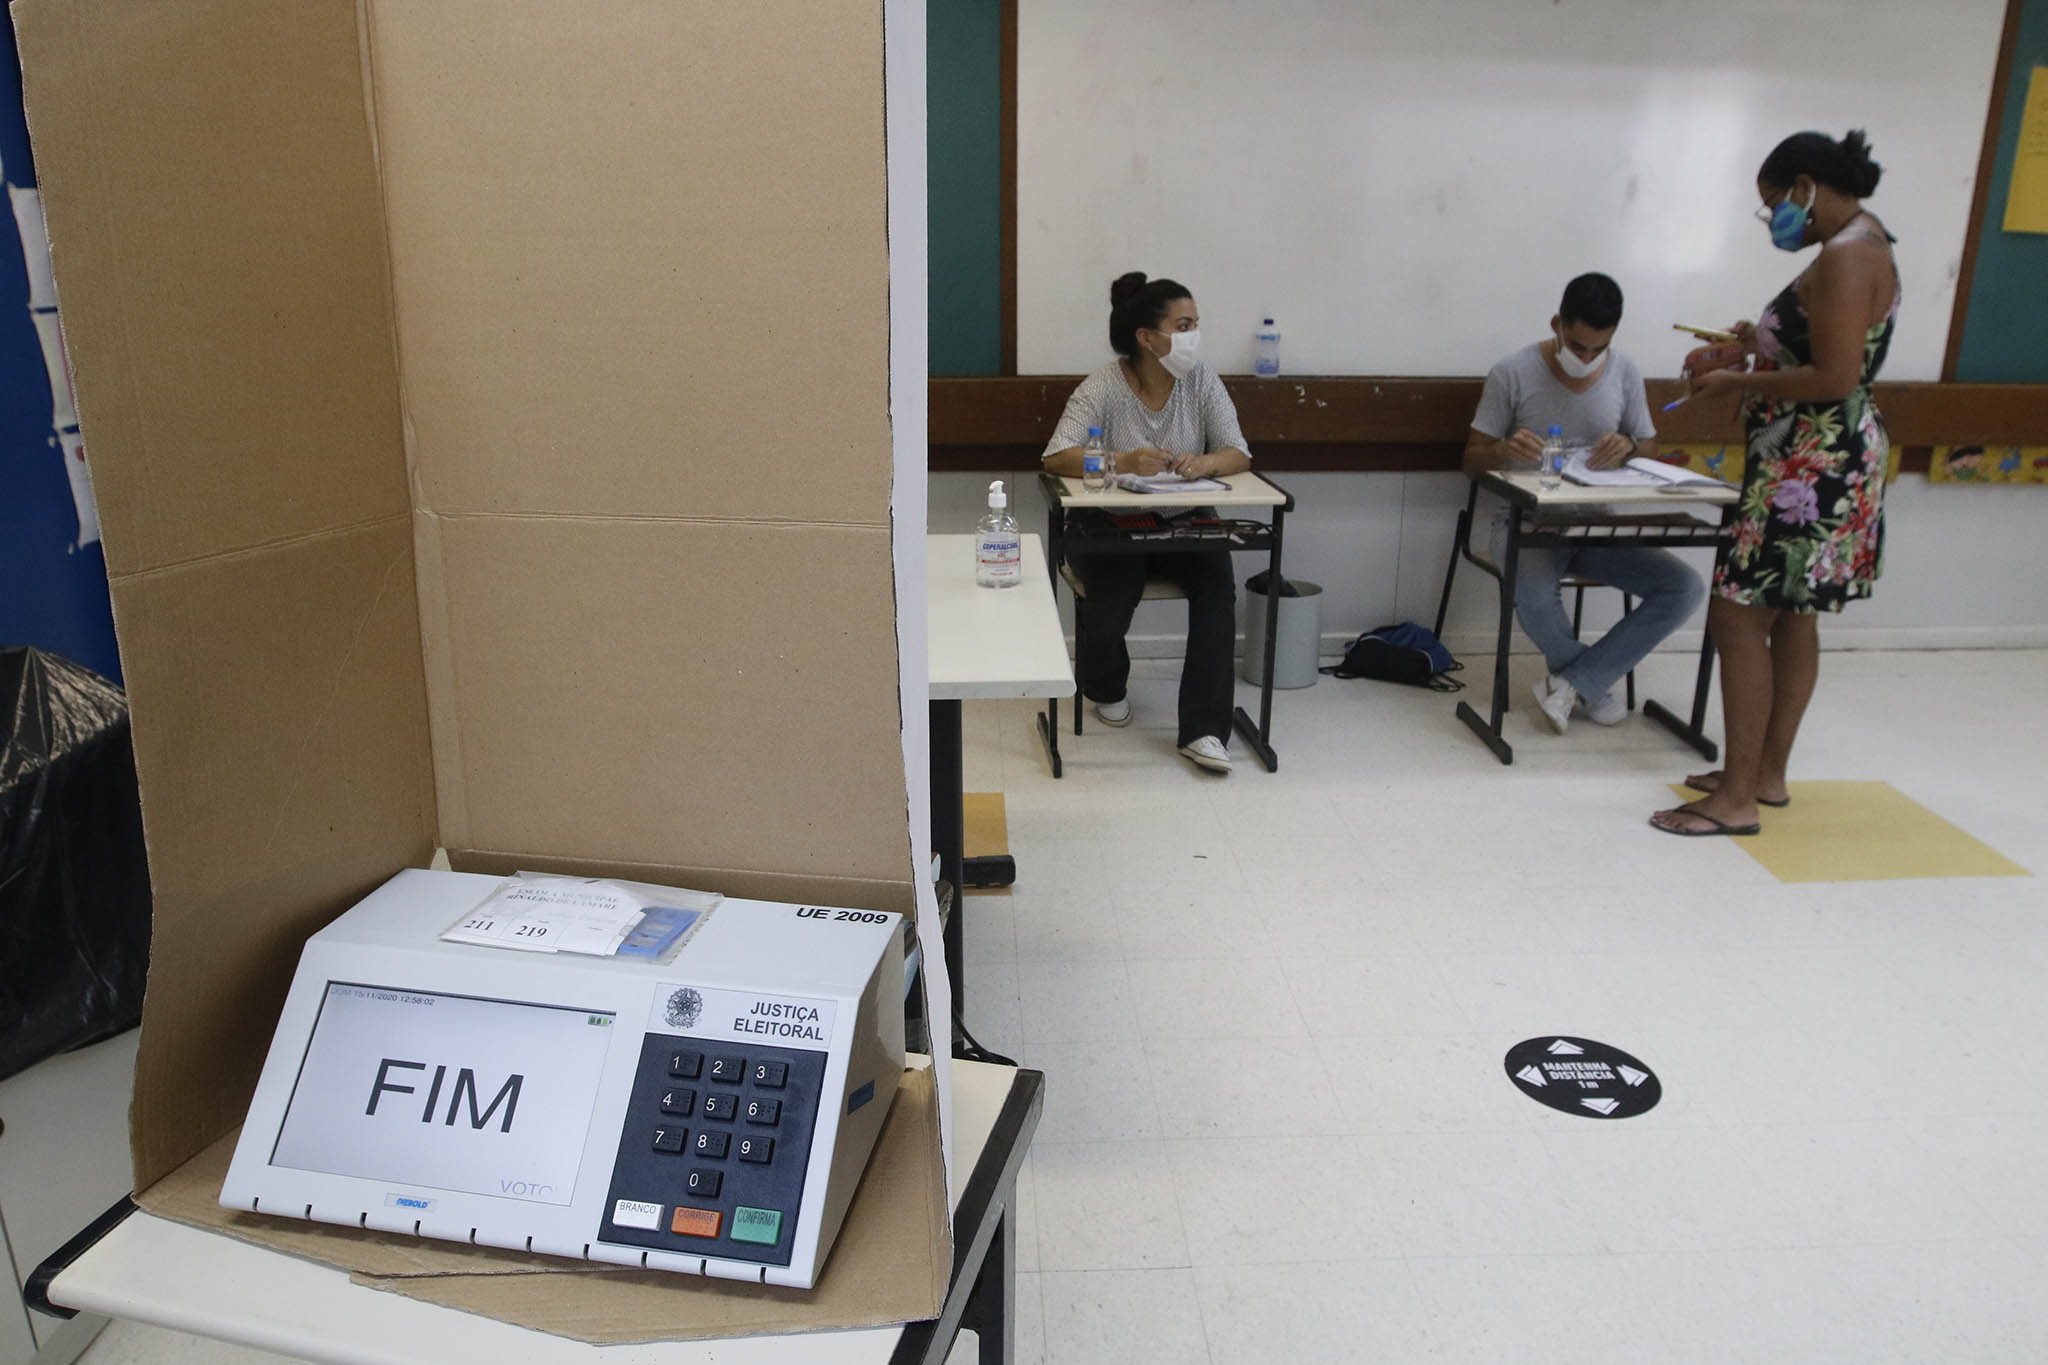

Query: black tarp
[1,646,150,1081]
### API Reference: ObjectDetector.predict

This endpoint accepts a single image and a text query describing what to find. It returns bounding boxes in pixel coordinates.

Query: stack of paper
[1564,452,1729,489]
[442,874,721,957]
[1113,472,1228,494]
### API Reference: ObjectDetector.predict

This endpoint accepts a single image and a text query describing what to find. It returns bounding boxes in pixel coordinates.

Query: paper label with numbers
[442,879,650,956]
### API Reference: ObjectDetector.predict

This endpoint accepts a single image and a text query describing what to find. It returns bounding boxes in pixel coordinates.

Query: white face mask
[1553,333,1606,380]
[1155,328,1201,379]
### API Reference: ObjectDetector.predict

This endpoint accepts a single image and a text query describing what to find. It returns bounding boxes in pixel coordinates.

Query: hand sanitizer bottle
[1540,424,1565,491]
[1254,318,1281,378]
[975,480,1022,588]
[1082,426,1107,492]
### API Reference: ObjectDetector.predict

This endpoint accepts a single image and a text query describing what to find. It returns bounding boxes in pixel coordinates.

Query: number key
[744,1097,781,1126]
[668,1050,703,1079]
[685,1168,723,1198]
[709,1056,746,1083]
[694,1130,730,1159]
[660,1088,695,1116]
[752,1060,788,1088]
[652,1127,685,1153]
[702,1092,737,1121]
[737,1135,774,1164]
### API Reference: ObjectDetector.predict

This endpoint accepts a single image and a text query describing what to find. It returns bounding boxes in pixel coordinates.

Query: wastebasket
[1241,577,1322,689]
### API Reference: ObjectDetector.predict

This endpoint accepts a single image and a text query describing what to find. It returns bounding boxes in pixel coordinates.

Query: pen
[1673,323,1739,343]
[1662,394,1690,412]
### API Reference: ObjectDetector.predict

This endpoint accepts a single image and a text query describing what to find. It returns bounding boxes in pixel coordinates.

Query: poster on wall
[7,181,96,547]
[2001,67,2048,234]
[1931,445,2048,483]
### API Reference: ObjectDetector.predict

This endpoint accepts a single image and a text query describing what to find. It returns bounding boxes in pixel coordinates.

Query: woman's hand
[1118,447,1173,476]
[1689,366,1745,399]
[1728,320,1759,354]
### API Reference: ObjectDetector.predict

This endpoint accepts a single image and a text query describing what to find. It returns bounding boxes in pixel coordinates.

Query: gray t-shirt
[1041,360,1251,464]
[1471,343,1656,528]
[1471,342,1656,449]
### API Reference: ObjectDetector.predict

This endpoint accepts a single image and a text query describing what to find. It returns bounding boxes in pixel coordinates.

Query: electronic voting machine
[221,869,908,1288]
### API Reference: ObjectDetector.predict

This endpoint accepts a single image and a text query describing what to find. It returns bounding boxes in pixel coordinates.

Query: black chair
[1434,492,1636,712]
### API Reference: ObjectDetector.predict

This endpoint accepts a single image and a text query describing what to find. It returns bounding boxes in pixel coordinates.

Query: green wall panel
[927,1,1003,376]
[1956,1,2048,381]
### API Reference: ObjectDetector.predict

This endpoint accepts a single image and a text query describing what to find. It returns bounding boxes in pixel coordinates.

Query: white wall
[931,471,2048,657]
[968,1,2043,661]
[1017,0,2004,380]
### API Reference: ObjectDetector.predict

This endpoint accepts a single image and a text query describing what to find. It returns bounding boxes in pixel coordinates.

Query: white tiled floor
[965,646,2048,1364]
[74,647,2047,1362]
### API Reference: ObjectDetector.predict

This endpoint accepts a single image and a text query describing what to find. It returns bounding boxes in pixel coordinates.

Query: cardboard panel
[365,0,893,528]
[419,516,909,884]
[12,0,410,576]
[138,1068,948,1340]
[109,518,438,1186]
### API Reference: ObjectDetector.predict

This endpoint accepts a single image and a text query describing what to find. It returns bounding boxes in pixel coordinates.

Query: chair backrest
[1058,561,1187,602]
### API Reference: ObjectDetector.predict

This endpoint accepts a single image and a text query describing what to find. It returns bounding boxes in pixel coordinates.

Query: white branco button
[613,1198,663,1231]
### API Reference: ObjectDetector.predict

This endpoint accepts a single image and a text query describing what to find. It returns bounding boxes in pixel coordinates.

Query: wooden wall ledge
[929,375,2048,473]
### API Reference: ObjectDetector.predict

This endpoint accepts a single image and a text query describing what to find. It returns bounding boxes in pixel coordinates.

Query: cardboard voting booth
[13,0,946,1343]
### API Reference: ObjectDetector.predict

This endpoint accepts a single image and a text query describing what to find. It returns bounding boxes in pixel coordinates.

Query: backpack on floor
[1322,621,1465,692]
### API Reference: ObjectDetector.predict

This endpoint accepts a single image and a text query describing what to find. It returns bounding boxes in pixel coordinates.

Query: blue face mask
[1768,184,1815,252]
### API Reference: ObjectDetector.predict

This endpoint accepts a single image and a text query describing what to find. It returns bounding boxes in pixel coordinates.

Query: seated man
[1463,272,1705,733]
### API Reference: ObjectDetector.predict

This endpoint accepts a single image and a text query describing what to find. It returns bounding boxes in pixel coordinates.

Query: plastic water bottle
[1540,424,1565,491]
[974,480,1021,589]
[1082,426,1107,492]
[1254,318,1281,378]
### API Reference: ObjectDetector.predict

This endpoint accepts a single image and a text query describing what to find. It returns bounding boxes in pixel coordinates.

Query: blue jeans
[1488,516,1706,702]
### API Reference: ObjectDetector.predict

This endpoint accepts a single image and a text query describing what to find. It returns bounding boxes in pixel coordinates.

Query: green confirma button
[731,1206,782,1246]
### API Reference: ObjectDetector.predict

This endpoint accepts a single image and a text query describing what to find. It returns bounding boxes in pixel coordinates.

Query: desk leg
[1037,496,1070,779]
[1643,630,1721,761]
[1034,701,1064,778]
[1231,506,1283,772]
[929,698,966,1015]
[965,1209,1014,1365]
[1455,515,1518,765]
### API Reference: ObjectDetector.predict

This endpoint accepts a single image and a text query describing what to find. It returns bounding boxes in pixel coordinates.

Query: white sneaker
[1092,697,1132,727]
[1532,675,1576,734]
[1581,688,1628,726]
[1177,735,1232,772]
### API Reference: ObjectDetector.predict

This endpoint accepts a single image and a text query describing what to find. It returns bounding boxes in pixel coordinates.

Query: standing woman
[1042,272,1253,773]
[1651,130,1899,836]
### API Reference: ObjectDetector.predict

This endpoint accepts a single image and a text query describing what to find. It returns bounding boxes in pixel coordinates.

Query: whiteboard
[1018,0,2005,382]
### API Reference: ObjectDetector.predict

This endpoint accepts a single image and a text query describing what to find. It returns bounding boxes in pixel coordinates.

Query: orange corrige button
[670,1206,723,1238]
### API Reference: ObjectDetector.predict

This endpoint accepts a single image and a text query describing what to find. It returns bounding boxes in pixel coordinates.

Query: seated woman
[1041,272,1253,773]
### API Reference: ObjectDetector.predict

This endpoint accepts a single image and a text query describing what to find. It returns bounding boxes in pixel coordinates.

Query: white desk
[925,535,1070,1025]
[31,1061,1042,1365]
[925,534,1074,702]
[1036,469,1290,512]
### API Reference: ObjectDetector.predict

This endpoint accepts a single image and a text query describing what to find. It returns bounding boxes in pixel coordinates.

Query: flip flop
[1649,807,1762,837]
[1681,773,1790,807]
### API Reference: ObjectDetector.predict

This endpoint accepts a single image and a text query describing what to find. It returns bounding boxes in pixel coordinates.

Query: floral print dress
[1715,242,1900,613]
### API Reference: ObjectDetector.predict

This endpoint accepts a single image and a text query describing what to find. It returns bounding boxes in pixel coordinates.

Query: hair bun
[1109,271,1149,307]
[1840,129,1883,198]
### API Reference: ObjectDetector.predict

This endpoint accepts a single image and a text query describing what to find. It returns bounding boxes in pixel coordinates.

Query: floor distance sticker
[1504,1036,1661,1119]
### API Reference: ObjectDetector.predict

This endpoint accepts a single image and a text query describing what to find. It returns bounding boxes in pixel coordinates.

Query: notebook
[1112,472,1228,494]
[1563,452,1729,490]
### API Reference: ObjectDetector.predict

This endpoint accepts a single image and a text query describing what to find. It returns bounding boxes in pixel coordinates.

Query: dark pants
[1070,547,1236,748]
